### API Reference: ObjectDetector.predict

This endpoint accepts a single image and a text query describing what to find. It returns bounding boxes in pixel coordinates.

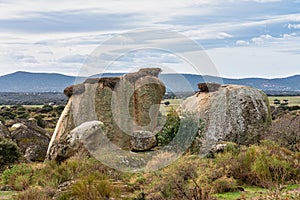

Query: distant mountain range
[0,71,299,94]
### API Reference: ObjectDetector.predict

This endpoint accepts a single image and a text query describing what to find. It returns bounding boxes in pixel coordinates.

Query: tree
[164,101,170,106]
[281,99,289,106]
[0,137,20,170]
[273,99,280,106]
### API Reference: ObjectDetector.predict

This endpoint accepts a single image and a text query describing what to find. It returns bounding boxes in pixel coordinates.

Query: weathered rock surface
[178,84,271,154]
[130,130,157,151]
[47,68,165,161]
[10,123,50,162]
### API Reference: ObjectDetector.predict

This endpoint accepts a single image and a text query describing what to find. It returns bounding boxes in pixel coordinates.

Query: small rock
[130,130,157,151]
[25,145,47,162]
[63,83,85,98]
[197,82,221,92]
[0,185,13,191]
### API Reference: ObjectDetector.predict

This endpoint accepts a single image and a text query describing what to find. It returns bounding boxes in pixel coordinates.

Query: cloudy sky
[0,0,300,78]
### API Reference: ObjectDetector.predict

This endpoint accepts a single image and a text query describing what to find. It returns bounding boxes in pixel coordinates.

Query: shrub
[2,164,33,191]
[1,111,16,120]
[145,156,214,200]
[0,137,20,170]
[58,173,119,200]
[17,113,29,119]
[34,115,46,128]
[54,105,65,115]
[157,109,180,146]
[214,141,299,189]
[0,115,6,124]
[39,105,53,113]
[15,186,54,200]
[212,176,237,193]
[264,113,300,151]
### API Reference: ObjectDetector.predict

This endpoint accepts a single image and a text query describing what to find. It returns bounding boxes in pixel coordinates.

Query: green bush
[39,105,53,113]
[264,113,300,151]
[1,111,16,120]
[145,156,214,200]
[54,105,65,115]
[57,173,119,200]
[34,115,46,128]
[0,137,20,170]
[215,140,299,189]
[157,109,180,146]
[0,115,6,124]
[2,164,33,191]
[212,176,237,193]
[15,186,54,200]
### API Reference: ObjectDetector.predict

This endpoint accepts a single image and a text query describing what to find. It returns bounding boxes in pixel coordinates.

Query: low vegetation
[0,137,20,171]
[0,140,299,200]
[269,96,300,107]
[0,99,300,199]
[1,108,300,199]
[0,104,64,132]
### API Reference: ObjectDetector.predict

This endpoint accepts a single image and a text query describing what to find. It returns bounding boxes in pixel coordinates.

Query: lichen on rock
[47,68,166,162]
[178,84,272,154]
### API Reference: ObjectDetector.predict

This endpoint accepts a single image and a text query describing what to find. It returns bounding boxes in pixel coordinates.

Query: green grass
[214,186,267,200]
[268,96,300,106]
[0,191,17,199]
[160,99,182,115]
[284,184,300,191]
[214,185,300,200]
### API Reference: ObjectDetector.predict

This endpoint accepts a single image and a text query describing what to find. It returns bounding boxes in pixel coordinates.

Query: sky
[0,0,300,78]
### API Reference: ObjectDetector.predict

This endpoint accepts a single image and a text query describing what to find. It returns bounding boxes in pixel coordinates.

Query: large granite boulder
[10,123,50,162]
[47,68,166,162]
[178,84,272,154]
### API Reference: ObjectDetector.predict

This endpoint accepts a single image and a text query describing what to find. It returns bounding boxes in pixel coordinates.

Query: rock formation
[178,84,272,154]
[47,68,166,162]
[10,123,50,162]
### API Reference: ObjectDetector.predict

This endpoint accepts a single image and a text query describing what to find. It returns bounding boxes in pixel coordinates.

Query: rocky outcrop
[47,68,166,162]
[178,84,271,154]
[10,123,50,162]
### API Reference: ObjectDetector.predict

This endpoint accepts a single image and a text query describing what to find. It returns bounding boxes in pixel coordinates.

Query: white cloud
[288,23,300,29]
[251,34,274,44]
[59,54,87,63]
[217,32,233,39]
[243,0,280,2]
[10,53,39,63]
[236,40,250,45]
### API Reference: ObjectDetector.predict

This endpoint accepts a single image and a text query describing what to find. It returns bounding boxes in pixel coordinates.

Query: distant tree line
[265,90,300,96]
[0,92,67,105]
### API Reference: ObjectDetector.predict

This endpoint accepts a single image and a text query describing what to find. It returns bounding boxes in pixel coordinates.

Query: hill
[0,71,299,94]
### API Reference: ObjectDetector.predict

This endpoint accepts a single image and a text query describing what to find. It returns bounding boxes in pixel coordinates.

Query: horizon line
[1,70,299,80]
